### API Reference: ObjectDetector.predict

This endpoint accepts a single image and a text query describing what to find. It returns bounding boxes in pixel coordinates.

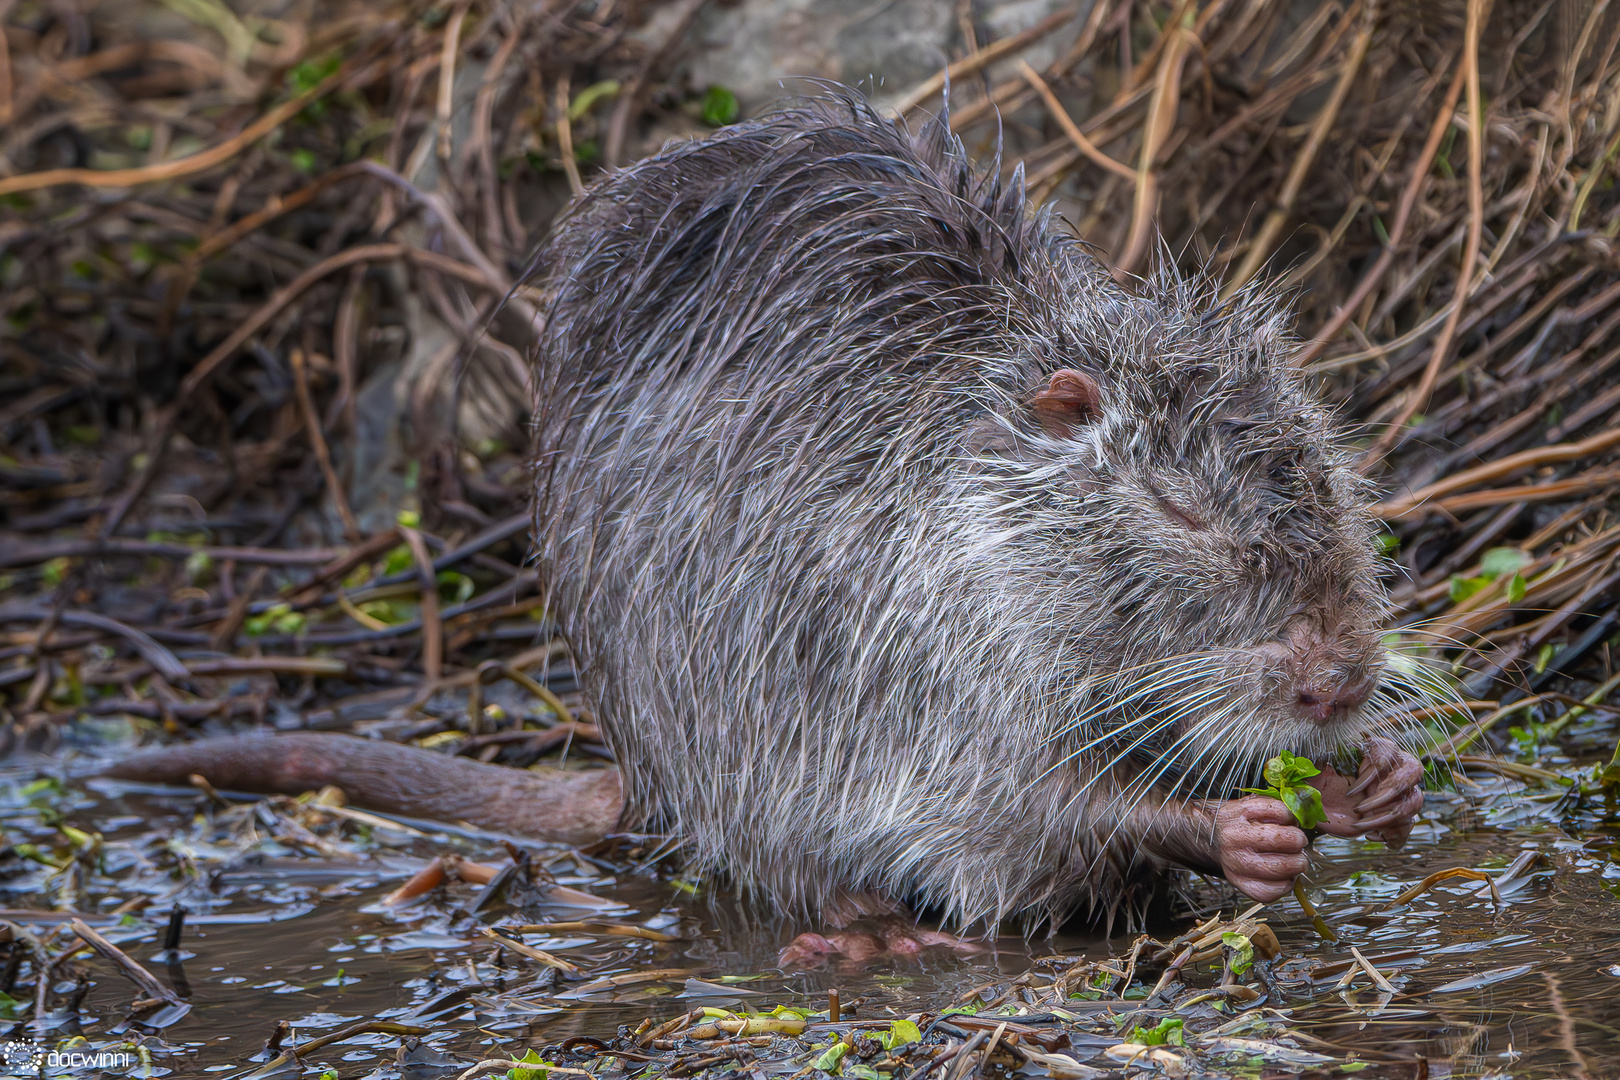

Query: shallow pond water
[2,754,1618,1080]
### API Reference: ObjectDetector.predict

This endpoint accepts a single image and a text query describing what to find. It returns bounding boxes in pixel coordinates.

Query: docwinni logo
[0,1040,135,1071]
[0,1040,43,1068]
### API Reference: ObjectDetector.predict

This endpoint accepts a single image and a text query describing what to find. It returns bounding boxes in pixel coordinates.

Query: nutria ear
[1031,369,1102,437]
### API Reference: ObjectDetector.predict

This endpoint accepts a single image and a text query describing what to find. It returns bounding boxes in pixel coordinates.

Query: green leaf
[1132,1017,1184,1046]
[246,602,287,636]
[60,825,97,850]
[845,1067,883,1080]
[812,1041,848,1073]
[22,777,65,799]
[1435,124,1458,179]
[1479,547,1529,581]
[701,85,739,126]
[358,598,411,625]
[287,54,343,95]
[381,545,414,575]
[1509,724,1538,759]
[1278,784,1326,831]
[41,556,71,586]
[13,843,63,869]
[1534,641,1557,674]
[882,1019,921,1050]
[1506,572,1526,604]
[185,549,214,584]
[507,1049,552,1080]
[1262,749,1319,787]
[1221,931,1254,975]
[1450,574,1487,603]
[437,570,476,604]
[1242,751,1325,830]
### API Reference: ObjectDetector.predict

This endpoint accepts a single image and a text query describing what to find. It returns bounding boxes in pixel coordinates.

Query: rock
[667,0,1088,115]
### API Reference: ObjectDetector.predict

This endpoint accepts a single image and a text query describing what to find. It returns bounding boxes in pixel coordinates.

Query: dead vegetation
[1,0,1620,1069]
[2,0,1619,762]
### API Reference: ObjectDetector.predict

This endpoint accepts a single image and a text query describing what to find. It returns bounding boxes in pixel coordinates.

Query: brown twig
[604,0,707,169]
[0,59,358,197]
[290,349,360,542]
[890,5,1084,117]
[1293,52,1468,367]
[1376,425,1620,518]
[1222,10,1372,297]
[478,926,582,973]
[555,74,584,198]
[70,919,184,1007]
[1364,0,1489,465]
[1116,17,1193,275]
[400,525,443,684]
[436,2,472,167]
[211,565,268,651]
[1017,61,1135,181]
[100,242,496,539]
[331,265,366,439]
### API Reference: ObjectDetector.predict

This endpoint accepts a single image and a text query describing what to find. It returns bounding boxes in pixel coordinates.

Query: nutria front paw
[1214,795,1310,902]
[1310,736,1425,848]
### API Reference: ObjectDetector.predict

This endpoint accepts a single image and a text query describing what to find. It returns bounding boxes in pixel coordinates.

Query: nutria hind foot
[779,918,985,968]
[777,890,985,967]
[100,732,624,847]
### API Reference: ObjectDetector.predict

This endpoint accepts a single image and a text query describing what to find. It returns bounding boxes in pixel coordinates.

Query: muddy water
[2,757,1619,1079]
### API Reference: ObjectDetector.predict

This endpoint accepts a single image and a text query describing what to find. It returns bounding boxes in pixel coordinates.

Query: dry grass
[2,0,1619,768]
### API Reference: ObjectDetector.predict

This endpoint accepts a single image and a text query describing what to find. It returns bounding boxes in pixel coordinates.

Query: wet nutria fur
[109,93,1437,932]
[524,93,1433,927]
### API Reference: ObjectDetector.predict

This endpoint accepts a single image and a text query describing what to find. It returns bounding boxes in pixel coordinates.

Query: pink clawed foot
[1311,736,1425,847]
[779,918,984,967]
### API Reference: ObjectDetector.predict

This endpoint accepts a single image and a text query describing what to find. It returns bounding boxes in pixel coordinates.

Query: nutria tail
[101,733,623,847]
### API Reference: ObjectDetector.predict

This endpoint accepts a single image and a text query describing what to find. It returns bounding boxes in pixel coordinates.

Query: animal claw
[1354,784,1412,814]
[1345,771,1378,797]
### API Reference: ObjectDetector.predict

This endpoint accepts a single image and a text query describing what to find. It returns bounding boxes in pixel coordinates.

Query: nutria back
[528,93,1409,929]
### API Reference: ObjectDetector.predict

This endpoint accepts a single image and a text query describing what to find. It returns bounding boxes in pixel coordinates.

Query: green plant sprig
[1241,750,1327,830]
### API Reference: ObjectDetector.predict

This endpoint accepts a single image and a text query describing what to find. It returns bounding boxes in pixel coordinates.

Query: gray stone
[670,0,1086,115]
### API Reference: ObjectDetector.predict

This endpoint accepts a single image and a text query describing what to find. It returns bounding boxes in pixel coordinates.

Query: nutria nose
[1294,677,1371,724]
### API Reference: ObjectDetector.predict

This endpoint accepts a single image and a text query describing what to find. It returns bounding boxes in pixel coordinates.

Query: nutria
[107,93,1434,937]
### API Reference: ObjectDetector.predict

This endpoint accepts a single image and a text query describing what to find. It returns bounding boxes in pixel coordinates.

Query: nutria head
[962,270,1431,803]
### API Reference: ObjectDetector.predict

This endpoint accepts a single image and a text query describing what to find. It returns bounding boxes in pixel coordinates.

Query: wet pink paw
[1311,736,1425,847]
[1214,795,1310,902]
